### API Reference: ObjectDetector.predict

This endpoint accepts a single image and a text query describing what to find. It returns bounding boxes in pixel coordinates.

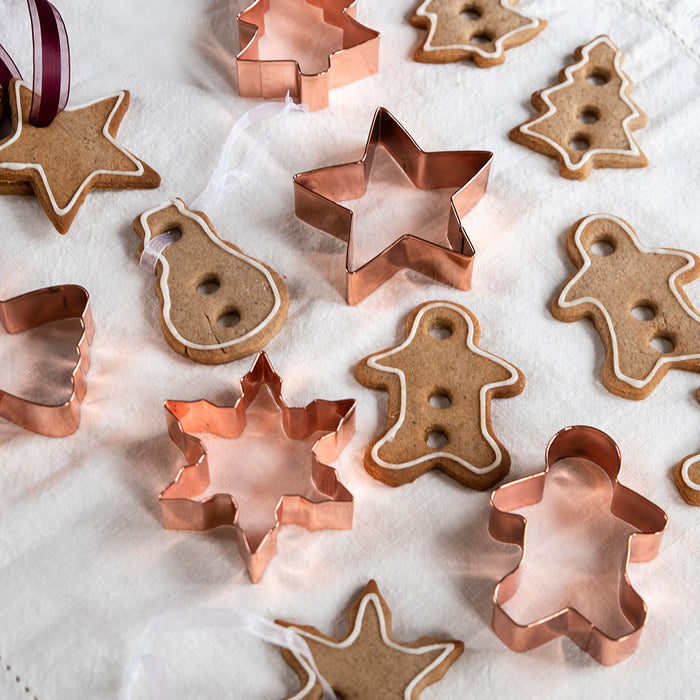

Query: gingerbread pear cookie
[552,215,700,400]
[510,35,647,179]
[675,394,700,506]
[134,198,288,364]
[356,301,525,489]
[277,580,463,700]
[410,0,546,67]
[0,80,160,233]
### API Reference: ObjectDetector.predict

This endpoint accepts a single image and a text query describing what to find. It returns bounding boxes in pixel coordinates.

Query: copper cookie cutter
[488,425,667,665]
[294,107,493,304]
[236,0,380,111]
[0,285,93,437]
[159,351,355,583]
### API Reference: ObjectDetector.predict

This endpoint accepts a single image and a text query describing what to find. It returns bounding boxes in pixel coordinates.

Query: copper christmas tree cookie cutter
[294,107,493,304]
[236,0,380,111]
[159,351,355,583]
[0,284,93,437]
[488,425,667,665]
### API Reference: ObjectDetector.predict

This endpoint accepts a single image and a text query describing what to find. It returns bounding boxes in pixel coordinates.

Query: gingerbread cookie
[134,198,288,364]
[277,580,463,699]
[0,79,160,233]
[410,0,546,67]
[356,301,525,489]
[510,35,647,179]
[552,214,700,400]
[675,398,700,505]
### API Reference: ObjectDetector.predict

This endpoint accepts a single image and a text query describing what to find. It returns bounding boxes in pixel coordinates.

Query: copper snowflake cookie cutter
[236,0,380,111]
[488,425,667,665]
[0,284,93,437]
[294,107,493,304]
[159,351,355,583]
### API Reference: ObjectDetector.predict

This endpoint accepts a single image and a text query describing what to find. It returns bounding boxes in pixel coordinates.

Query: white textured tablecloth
[0,0,699,697]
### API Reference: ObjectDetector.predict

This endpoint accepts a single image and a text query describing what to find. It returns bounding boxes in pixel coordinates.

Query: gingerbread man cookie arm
[554,214,700,395]
[514,36,645,177]
[136,198,283,353]
[367,301,522,475]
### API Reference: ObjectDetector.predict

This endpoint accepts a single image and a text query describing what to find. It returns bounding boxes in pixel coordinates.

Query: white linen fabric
[0,0,698,698]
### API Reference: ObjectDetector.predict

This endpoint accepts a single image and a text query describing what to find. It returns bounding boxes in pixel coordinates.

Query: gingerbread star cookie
[0,79,160,233]
[410,0,546,67]
[356,301,525,489]
[510,35,647,179]
[278,580,463,699]
[552,215,700,400]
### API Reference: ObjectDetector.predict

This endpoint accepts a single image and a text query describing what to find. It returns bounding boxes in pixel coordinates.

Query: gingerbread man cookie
[552,215,700,400]
[510,36,647,179]
[356,301,525,489]
[278,580,463,699]
[134,198,289,364]
[0,80,160,233]
[674,389,700,506]
[410,0,546,67]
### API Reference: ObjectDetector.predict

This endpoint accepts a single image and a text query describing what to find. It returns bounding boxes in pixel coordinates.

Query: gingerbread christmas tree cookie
[356,301,525,489]
[278,580,463,699]
[552,215,700,400]
[410,0,545,66]
[510,35,647,179]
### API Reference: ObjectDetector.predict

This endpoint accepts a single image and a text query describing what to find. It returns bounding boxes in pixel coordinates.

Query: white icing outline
[368,301,520,474]
[557,214,700,390]
[414,0,542,60]
[139,198,282,351]
[517,35,643,172]
[680,454,700,492]
[0,80,145,216]
[285,592,457,700]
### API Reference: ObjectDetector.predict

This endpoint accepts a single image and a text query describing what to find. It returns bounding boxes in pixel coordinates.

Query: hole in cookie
[590,240,614,256]
[650,336,674,354]
[217,310,241,327]
[426,430,448,449]
[196,276,220,295]
[631,305,655,321]
[578,107,599,124]
[461,6,481,20]
[429,324,452,339]
[569,134,590,151]
[429,392,451,409]
[586,70,610,86]
[470,33,492,44]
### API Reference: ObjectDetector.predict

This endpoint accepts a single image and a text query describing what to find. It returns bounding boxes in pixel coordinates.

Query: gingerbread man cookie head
[134,198,289,364]
[553,215,700,399]
[356,301,524,489]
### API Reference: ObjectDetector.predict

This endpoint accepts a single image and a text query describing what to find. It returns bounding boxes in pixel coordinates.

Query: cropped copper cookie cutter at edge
[236,0,380,111]
[294,107,493,304]
[488,425,667,665]
[0,285,93,437]
[159,351,355,583]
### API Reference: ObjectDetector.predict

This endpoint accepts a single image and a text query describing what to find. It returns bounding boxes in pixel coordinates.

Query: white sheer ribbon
[120,608,337,700]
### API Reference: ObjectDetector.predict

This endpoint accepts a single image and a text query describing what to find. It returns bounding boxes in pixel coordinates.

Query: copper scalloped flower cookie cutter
[159,351,355,583]
[294,107,493,304]
[0,284,93,437]
[236,0,380,111]
[488,425,667,665]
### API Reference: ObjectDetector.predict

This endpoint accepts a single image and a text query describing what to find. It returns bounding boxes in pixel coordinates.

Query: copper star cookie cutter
[0,284,93,437]
[236,0,380,111]
[488,425,667,665]
[294,107,493,304]
[159,351,355,583]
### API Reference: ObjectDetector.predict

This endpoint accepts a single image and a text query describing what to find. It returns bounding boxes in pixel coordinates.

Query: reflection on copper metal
[0,285,93,437]
[236,0,380,111]
[159,351,355,583]
[488,425,667,665]
[294,107,493,304]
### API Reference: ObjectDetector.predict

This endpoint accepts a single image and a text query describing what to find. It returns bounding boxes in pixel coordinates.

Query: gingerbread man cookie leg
[674,388,700,506]
[134,198,289,364]
[356,301,525,489]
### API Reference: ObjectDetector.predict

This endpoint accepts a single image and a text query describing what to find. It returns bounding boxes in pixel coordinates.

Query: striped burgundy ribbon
[0,0,70,126]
